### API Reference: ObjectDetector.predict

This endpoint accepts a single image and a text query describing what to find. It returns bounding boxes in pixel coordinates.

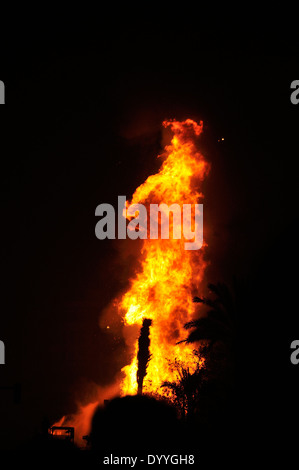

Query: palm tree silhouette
[161,356,205,418]
[179,282,238,351]
[137,318,152,395]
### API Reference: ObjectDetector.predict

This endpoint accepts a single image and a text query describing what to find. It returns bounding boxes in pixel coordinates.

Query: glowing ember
[120,118,210,396]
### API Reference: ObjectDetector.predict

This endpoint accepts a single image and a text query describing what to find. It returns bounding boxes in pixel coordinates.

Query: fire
[120,118,210,396]
[51,118,210,443]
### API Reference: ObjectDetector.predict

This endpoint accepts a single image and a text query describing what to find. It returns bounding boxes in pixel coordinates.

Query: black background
[1,23,299,459]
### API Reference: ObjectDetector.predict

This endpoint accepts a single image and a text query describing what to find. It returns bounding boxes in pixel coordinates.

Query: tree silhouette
[161,355,205,418]
[137,318,152,395]
[179,282,237,351]
[162,282,244,447]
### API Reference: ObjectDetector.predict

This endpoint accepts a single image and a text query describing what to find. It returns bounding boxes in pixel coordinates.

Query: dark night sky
[1,26,299,451]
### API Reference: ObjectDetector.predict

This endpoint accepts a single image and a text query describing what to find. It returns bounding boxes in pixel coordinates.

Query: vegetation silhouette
[137,318,152,395]
[180,282,237,351]
[161,282,240,449]
[89,282,242,455]
[161,353,204,415]
[90,394,183,457]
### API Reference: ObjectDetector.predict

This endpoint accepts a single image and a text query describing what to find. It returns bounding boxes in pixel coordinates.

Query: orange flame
[120,119,210,396]
[52,118,210,442]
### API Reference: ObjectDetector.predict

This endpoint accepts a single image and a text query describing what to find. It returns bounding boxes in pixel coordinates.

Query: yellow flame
[120,119,210,395]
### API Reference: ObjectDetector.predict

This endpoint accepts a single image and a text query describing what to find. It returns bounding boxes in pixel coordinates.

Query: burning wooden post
[137,318,152,395]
